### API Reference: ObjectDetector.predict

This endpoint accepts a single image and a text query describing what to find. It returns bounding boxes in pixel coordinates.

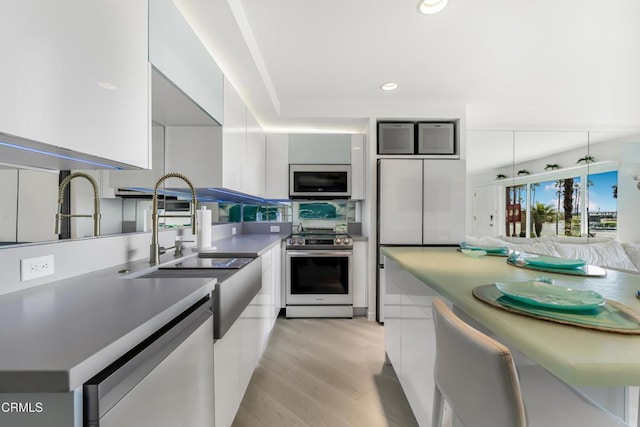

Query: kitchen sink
[137,268,235,280]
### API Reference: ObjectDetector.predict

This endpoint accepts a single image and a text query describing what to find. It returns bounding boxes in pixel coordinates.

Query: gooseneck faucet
[55,172,101,237]
[150,172,198,265]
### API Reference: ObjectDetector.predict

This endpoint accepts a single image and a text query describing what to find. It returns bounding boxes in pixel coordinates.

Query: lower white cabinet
[384,257,441,427]
[101,318,215,427]
[353,240,367,308]
[214,246,282,427]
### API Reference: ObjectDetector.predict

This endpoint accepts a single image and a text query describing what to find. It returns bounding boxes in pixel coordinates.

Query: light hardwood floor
[231,316,419,427]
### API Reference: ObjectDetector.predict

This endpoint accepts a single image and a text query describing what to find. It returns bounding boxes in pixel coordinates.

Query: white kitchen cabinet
[214,317,241,427]
[244,110,266,197]
[378,159,466,245]
[384,257,441,427]
[289,134,352,164]
[352,240,367,308]
[149,0,223,124]
[379,159,424,245]
[222,78,267,196]
[265,134,290,199]
[110,123,166,189]
[222,78,247,193]
[0,0,150,168]
[214,249,280,427]
[422,160,466,244]
[272,244,283,319]
[350,134,366,200]
[101,318,215,427]
[164,126,223,187]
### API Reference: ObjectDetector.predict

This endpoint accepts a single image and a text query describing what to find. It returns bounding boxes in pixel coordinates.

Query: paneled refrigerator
[376,158,466,321]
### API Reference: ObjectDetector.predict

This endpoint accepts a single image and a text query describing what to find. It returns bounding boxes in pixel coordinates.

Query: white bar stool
[431,298,629,427]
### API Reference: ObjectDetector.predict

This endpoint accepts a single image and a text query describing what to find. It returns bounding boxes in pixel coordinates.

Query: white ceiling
[176,0,640,137]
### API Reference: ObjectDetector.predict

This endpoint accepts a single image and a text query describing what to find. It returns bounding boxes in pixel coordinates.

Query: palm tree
[563,178,574,235]
[531,202,556,237]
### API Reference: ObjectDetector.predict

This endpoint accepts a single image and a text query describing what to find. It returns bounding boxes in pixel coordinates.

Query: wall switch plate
[231,227,237,235]
[21,255,55,281]
[270,226,280,233]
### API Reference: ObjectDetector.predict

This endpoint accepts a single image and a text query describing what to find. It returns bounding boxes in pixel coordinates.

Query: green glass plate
[524,255,586,269]
[459,243,508,254]
[495,281,605,311]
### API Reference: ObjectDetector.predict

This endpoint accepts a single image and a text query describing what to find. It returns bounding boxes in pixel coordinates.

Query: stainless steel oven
[285,233,353,318]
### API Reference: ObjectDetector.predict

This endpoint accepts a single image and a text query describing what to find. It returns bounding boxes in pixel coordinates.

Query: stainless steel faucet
[55,172,101,237]
[150,172,198,265]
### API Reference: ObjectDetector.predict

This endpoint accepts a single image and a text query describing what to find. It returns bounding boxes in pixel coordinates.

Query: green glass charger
[507,257,607,277]
[473,284,640,334]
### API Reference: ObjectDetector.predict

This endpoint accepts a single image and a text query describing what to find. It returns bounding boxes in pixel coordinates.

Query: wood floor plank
[232,316,419,427]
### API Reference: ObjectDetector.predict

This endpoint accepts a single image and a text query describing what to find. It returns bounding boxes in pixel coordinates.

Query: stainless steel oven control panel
[286,234,352,249]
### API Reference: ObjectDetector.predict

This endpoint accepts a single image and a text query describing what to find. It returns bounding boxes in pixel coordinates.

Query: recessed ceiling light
[380,82,399,91]
[417,0,448,15]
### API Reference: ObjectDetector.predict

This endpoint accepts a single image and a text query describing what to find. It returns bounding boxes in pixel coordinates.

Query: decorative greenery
[495,173,507,180]
[576,155,596,164]
[530,202,556,237]
[517,169,530,176]
[544,163,561,171]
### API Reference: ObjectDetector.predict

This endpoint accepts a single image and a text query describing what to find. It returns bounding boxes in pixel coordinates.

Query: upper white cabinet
[110,124,166,189]
[289,134,352,164]
[150,0,223,124]
[222,78,265,196]
[422,160,466,244]
[350,134,366,200]
[0,0,150,168]
[164,126,223,188]
[244,110,266,198]
[265,134,289,199]
[379,159,466,245]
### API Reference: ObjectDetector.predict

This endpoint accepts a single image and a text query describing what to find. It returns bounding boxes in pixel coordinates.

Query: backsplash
[0,223,241,297]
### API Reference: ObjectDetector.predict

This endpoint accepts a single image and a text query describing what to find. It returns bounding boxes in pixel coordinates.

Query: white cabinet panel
[110,124,166,189]
[289,134,351,164]
[379,159,466,245]
[423,160,466,244]
[214,319,241,427]
[245,111,266,197]
[353,241,367,308]
[0,0,149,168]
[378,159,424,245]
[164,126,223,187]
[265,134,290,199]
[101,318,214,427]
[149,0,223,124]
[223,78,247,193]
[384,258,441,427]
[351,135,366,200]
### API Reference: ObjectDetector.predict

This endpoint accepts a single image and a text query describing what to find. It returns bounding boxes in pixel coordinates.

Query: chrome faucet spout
[55,172,101,237]
[150,172,198,265]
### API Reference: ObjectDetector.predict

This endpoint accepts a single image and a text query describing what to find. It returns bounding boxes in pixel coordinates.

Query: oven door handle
[286,250,352,257]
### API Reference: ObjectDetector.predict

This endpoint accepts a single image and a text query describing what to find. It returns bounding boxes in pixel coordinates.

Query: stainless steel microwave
[289,164,351,199]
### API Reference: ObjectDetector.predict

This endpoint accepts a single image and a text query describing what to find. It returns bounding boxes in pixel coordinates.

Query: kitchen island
[382,246,640,427]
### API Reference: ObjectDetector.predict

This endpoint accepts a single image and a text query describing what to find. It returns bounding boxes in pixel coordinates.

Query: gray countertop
[196,233,286,257]
[0,233,286,393]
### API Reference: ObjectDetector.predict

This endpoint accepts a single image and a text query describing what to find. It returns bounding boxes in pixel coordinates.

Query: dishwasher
[83,295,214,427]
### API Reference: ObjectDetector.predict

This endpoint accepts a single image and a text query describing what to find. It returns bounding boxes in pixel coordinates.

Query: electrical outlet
[232,227,237,235]
[21,255,55,281]
[270,226,280,233]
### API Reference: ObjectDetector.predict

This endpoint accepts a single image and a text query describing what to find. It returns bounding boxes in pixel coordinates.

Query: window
[503,168,618,239]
